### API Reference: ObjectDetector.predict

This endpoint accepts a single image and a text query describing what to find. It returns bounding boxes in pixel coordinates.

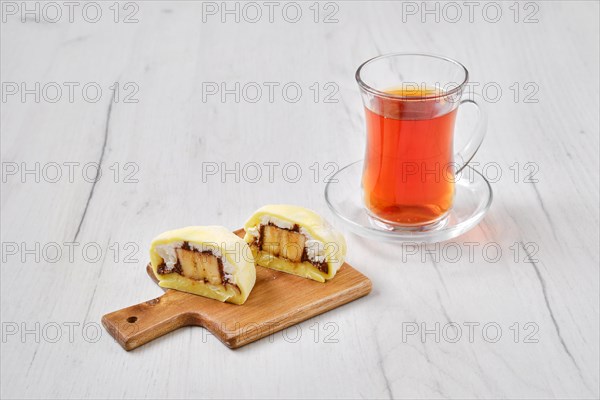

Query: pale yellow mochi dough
[243,205,347,282]
[149,226,256,305]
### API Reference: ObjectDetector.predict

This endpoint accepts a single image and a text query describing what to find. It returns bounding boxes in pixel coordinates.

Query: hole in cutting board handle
[127,316,137,323]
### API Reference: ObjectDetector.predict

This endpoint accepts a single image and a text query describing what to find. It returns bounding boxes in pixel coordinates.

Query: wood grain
[102,230,372,350]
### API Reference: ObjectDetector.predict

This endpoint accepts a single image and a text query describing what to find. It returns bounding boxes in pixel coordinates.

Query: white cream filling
[155,241,183,272]
[301,229,327,264]
[254,217,327,265]
[246,225,260,239]
[259,215,294,230]
[155,241,236,283]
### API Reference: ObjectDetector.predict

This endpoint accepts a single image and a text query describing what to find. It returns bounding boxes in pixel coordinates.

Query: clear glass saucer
[324,161,493,243]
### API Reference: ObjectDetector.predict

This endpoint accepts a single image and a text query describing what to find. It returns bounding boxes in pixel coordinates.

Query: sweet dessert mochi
[244,205,347,282]
[150,226,256,305]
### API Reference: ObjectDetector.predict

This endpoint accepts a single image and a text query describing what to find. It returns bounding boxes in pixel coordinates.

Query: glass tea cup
[356,53,487,229]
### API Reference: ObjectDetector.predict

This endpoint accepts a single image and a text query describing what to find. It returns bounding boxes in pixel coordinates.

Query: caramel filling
[157,242,239,291]
[255,223,328,274]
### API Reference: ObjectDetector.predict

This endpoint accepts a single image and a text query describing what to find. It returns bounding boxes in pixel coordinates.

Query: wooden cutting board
[102,229,372,350]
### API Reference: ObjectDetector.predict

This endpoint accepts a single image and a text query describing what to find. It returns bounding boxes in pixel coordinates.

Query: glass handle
[455,93,488,173]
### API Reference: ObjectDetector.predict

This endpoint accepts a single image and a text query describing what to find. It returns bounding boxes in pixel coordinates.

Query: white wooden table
[1,1,598,399]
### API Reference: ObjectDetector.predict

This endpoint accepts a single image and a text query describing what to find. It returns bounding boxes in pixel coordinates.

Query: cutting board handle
[102,290,198,351]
